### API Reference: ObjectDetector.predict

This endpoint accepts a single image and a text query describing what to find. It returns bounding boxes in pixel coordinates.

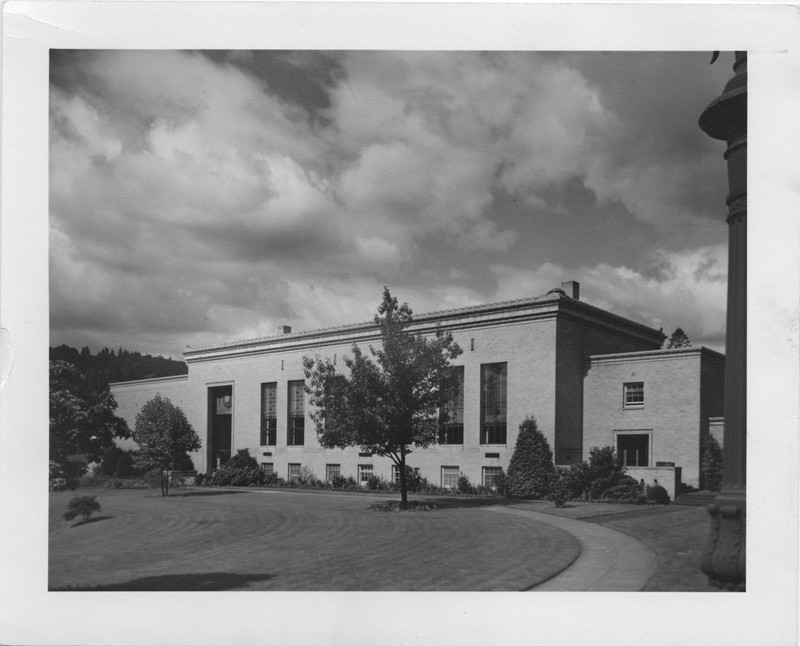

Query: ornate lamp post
[699,52,747,591]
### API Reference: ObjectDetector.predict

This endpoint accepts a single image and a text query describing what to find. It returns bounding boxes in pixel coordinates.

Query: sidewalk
[486,506,657,591]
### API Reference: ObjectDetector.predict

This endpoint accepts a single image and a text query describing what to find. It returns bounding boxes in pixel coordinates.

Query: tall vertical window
[480,363,507,444]
[260,382,277,445]
[287,380,305,445]
[260,463,274,476]
[441,366,464,444]
[441,466,460,489]
[624,382,645,408]
[391,465,401,484]
[288,463,301,482]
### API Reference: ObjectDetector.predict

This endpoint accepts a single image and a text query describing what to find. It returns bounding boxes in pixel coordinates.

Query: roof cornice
[183,292,666,364]
[109,374,189,388]
[588,346,725,365]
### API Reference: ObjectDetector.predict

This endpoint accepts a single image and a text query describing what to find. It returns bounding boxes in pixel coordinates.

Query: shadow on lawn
[178,490,248,498]
[69,515,114,527]
[51,572,274,591]
[404,496,526,510]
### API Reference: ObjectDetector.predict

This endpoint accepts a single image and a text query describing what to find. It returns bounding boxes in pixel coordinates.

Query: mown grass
[49,487,579,591]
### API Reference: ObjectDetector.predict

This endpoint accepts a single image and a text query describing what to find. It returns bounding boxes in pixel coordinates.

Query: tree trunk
[399,446,408,510]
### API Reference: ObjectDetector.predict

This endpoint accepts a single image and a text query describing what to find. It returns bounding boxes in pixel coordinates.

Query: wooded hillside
[49,345,187,392]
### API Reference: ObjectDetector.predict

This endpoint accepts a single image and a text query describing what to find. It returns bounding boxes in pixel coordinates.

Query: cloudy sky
[50,50,733,359]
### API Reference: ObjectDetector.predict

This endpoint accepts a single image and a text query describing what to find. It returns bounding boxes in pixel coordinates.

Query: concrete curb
[485,506,657,591]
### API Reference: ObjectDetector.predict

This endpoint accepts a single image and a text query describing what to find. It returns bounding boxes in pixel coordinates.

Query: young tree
[133,394,200,496]
[50,361,130,482]
[505,417,556,499]
[666,327,692,349]
[63,495,101,523]
[700,433,724,491]
[303,288,463,509]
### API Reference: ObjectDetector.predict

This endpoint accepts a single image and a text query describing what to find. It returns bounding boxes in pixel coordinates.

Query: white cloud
[490,243,727,350]
[49,50,729,358]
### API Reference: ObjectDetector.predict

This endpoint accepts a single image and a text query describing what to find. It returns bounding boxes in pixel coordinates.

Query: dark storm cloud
[201,50,345,120]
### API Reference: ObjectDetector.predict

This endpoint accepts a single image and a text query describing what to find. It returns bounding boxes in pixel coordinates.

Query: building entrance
[208,385,233,470]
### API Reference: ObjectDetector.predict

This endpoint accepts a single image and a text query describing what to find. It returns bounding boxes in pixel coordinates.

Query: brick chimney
[561,281,580,300]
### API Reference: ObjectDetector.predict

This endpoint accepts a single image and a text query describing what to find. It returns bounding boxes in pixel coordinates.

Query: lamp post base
[701,491,746,591]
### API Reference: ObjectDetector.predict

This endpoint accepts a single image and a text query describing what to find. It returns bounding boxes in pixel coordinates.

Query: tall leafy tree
[505,417,556,499]
[303,288,463,509]
[133,394,200,496]
[666,327,692,349]
[49,360,130,480]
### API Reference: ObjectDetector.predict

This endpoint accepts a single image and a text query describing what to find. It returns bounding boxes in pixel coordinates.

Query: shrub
[700,434,723,492]
[297,466,320,487]
[63,495,101,523]
[229,468,261,487]
[262,471,283,486]
[604,477,646,504]
[560,446,632,501]
[646,484,671,505]
[330,474,348,489]
[548,471,570,507]
[172,452,196,472]
[226,449,258,471]
[366,474,381,490]
[506,417,555,499]
[585,446,626,499]
[402,466,426,493]
[456,473,475,495]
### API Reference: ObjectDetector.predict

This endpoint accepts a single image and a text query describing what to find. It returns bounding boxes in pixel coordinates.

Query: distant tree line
[50,344,187,392]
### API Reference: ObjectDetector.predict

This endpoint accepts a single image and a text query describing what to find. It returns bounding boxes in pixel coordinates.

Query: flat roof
[183,289,666,362]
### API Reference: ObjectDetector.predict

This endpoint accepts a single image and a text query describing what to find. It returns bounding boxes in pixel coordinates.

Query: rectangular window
[480,363,507,444]
[288,463,301,482]
[260,382,277,445]
[287,380,305,445]
[441,366,464,444]
[624,382,644,408]
[392,465,401,484]
[358,464,373,484]
[260,462,274,475]
[326,464,341,482]
[441,466,460,489]
[616,433,651,467]
[482,467,503,489]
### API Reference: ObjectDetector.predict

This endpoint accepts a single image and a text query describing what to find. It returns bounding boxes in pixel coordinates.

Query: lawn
[49,487,580,591]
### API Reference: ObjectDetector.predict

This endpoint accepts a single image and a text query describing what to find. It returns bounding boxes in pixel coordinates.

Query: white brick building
[111,282,724,495]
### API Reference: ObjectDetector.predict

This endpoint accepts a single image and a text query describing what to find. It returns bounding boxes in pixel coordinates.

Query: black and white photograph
[2,2,799,645]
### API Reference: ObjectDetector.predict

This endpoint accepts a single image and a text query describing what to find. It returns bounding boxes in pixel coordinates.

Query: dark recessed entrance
[208,385,233,470]
[617,433,649,467]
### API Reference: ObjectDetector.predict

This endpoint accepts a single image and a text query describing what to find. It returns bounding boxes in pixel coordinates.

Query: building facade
[111,282,724,496]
